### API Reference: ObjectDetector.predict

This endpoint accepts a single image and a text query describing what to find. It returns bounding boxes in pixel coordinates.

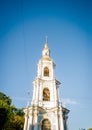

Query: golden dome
[42,56,51,61]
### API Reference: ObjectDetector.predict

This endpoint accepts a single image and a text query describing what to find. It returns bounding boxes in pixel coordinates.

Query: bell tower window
[41,119,51,130]
[44,67,49,76]
[43,88,50,101]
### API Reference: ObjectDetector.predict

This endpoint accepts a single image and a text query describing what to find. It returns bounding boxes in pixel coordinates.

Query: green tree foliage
[0,92,12,105]
[0,92,24,130]
[88,128,92,130]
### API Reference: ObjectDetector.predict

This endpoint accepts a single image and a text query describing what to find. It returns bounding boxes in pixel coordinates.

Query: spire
[42,36,51,60]
[45,36,49,49]
[45,43,48,49]
[46,36,48,43]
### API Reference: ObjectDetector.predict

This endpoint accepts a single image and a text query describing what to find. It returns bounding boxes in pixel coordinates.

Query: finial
[46,36,48,43]
[45,43,48,49]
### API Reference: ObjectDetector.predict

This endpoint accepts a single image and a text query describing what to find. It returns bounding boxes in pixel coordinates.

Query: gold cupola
[42,37,51,61]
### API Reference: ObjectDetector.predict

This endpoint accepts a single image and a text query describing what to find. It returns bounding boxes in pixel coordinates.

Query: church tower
[23,38,69,130]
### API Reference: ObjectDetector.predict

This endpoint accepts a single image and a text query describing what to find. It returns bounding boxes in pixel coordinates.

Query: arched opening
[43,88,50,101]
[41,119,51,130]
[44,67,49,76]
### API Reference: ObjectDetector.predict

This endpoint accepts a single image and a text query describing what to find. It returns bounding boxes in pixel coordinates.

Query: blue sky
[0,0,92,130]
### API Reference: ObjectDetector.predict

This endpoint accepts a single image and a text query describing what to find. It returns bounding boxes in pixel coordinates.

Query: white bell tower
[23,38,69,130]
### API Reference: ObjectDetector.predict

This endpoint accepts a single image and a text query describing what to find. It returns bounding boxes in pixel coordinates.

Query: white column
[35,81,38,103]
[28,113,33,130]
[39,83,42,101]
[59,108,64,130]
[56,110,59,130]
[35,79,39,105]
[34,114,38,130]
[32,86,35,101]
[54,81,57,107]
[23,110,28,130]
[37,80,39,102]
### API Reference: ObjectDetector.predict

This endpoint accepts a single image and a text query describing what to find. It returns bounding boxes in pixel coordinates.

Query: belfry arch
[44,67,49,76]
[41,119,51,130]
[43,88,50,101]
